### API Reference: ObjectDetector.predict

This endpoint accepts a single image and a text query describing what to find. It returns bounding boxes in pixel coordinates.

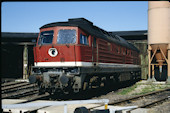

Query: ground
[93,80,170,113]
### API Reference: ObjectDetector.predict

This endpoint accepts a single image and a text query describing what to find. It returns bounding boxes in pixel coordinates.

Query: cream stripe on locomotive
[35,62,92,67]
[34,62,140,68]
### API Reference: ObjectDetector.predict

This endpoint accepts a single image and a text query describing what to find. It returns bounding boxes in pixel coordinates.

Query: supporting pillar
[23,44,28,79]
[147,45,152,81]
[151,64,156,81]
[167,44,170,83]
[148,45,158,82]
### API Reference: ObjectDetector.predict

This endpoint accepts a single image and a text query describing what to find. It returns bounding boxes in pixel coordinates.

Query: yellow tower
[148,1,170,82]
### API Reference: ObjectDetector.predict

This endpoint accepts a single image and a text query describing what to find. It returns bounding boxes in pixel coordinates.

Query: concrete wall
[128,40,148,80]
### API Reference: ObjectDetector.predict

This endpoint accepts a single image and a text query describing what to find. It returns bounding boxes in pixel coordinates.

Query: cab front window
[38,30,54,45]
[57,29,76,44]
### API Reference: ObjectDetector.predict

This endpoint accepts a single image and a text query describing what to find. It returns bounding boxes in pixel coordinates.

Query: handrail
[2,99,109,113]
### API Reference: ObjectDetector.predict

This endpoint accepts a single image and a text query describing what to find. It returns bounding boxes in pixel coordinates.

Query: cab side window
[80,33,89,45]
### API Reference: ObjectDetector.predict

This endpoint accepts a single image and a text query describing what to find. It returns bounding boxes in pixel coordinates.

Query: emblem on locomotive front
[48,48,58,57]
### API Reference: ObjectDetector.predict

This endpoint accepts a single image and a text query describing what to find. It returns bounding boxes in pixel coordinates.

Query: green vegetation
[134,85,157,95]
[117,84,137,95]
[116,81,170,95]
[134,84,170,95]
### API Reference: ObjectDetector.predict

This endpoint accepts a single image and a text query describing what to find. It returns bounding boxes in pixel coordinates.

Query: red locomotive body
[30,18,141,94]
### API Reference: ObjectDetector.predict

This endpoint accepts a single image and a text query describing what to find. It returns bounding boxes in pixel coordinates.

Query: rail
[109,87,170,105]
[140,96,170,108]
[20,93,50,103]
[89,87,170,111]
[124,96,170,113]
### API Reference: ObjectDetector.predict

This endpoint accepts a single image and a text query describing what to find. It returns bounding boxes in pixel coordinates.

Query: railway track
[1,80,170,112]
[139,96,170,108]
[109,87,170,106]
[89,88,170,110]
[2,90,169,113]
[19,93,50,103]
[1,81,39,99]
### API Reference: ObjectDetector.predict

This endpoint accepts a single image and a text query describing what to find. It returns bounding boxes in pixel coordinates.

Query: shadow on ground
[50,80,138,100]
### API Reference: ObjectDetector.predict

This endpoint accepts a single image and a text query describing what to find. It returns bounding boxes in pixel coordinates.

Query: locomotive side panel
[97,38,138,65]
[125,49,134,64]
[98,39,122,64]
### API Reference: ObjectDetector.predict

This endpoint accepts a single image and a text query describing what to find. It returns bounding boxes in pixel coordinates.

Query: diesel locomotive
[29,18,141,95]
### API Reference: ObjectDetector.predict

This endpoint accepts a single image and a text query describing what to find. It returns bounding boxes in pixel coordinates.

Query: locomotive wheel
[82,75,91,91]
[83,81,89,91]
[39,87,45,95]
[83,80,90,91]
[38,83,46,95]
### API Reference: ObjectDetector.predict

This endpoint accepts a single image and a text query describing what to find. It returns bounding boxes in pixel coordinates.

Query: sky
[1,1,148,33]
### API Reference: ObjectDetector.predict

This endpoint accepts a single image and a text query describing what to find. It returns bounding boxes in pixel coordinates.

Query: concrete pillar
[147,45,151,81]
[151,64,156,81]
[23,44,28,79]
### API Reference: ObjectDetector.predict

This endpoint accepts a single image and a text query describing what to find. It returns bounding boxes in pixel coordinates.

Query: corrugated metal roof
[1,32,38,38]
[110,30,147,40]
[110,30,147,36]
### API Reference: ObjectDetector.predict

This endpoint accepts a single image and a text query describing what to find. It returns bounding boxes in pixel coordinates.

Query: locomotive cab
[31,26,94,94]
[34,27,78,65]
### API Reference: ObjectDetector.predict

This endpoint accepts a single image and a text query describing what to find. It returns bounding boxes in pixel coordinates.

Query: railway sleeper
[2,83,37,94]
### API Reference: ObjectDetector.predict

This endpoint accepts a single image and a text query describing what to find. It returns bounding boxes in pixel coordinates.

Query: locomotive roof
[40,18,139,52]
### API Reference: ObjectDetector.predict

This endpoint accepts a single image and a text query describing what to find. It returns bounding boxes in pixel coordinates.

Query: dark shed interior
[1,32,38,79]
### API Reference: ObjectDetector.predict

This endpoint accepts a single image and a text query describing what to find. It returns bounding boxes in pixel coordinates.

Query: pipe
[2,99,109,109]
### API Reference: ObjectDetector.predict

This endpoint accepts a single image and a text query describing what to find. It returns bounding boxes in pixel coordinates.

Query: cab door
[34,30,54,63]
[92,37,97,66]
